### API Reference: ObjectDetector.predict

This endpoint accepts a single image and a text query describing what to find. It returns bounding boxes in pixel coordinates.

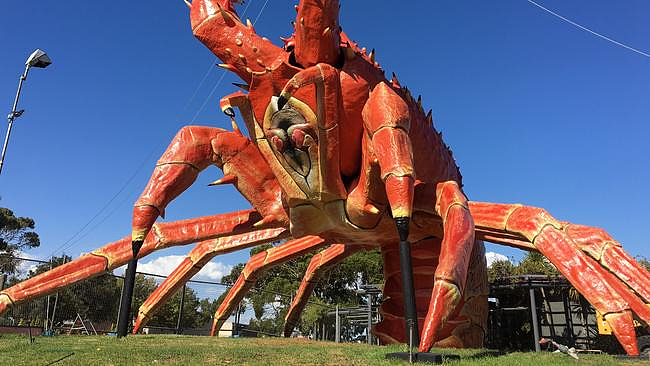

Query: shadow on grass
[44,352,74,365]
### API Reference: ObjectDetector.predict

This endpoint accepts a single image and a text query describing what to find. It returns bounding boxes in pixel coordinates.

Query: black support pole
[117,240,143,338]
[395,217,420,346]
[387,219,459,363]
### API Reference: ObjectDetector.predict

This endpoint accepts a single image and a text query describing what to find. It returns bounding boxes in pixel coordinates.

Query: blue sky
[2,0,649,287]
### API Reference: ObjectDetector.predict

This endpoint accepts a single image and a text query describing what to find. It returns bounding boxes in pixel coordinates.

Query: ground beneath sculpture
[0,334,631,365]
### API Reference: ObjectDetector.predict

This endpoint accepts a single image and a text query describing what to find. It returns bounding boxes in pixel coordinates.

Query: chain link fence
[0,256,345,339]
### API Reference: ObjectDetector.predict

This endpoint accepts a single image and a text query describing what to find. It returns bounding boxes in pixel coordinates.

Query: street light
[0,49,52,175]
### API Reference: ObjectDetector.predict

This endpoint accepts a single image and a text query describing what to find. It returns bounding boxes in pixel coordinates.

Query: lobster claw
[189,0,238,30]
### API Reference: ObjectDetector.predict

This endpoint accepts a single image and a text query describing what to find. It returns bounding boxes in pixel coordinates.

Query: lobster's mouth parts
[267,108,317,177]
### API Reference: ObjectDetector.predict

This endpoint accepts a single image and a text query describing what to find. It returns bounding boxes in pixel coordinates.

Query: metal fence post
[234,302,242,337]
[367,293,372,345]
[115,275,125,331]
[45,259,52,332]
[176,284,186,334]
[561,291,575,345]
[335,305,340,343]
[529,280,541,352]
[0,273,5,290]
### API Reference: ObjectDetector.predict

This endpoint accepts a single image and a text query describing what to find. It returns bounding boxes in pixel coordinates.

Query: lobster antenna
[183,0,191,9]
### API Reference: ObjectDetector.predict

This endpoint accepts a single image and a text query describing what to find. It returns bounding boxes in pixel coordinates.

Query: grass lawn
[0,334,636,365]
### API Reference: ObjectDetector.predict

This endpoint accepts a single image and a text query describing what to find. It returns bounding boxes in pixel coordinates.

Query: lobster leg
[0,211,275,313]
[210,235,329,336]
[362,81,415,221]
[363,81,420,345]
[564,224,650,303]
[133,227,289,333]
[132,125,287,244]
[419,181,476,352]
[470,201,650,356]
[283,244,360,337]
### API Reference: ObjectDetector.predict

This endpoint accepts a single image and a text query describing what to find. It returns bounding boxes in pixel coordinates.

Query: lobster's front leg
[363,82,421,344]
[362,82,415,222]
[132,120,287,245]
[363,83,478,351]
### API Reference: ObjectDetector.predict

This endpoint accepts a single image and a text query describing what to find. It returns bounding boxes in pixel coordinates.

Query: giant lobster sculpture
[2,0,649,355]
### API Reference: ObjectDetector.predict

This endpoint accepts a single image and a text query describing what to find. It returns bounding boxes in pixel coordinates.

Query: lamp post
[0,49,52,175]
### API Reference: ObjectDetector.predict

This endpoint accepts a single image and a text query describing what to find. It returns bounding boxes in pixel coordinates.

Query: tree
[487,252,561,283]
[487,259,516,283]
[0,208,40,274]
[515,252,559,276]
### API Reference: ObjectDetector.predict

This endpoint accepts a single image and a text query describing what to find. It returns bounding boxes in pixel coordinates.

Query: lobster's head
[189,0,351,212]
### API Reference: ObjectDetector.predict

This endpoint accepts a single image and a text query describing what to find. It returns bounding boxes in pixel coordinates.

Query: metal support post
[396,218,420,346]
[561,291,575,345]
[45,259,52,333]
[335,305,340,343]
[529,284,541,351]
[233,302,241,337]
[386,217,459,363]
[117,240,143,337]
[176,284,186,334]
[409,322,414,363]
[367,293,373,344]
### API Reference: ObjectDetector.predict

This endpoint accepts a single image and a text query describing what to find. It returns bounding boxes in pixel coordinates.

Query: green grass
[0,334,633,365]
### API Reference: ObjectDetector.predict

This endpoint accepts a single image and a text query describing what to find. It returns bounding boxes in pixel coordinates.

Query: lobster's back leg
[419,181,476,352]
[133,227,289,333]
[432,240,489,349]
[283,244,361,337]
[470,201,650,356]
[0,211,270,313]
[211,235,330,336]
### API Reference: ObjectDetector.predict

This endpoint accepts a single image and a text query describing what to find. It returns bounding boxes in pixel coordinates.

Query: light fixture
[25,49,52,68]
